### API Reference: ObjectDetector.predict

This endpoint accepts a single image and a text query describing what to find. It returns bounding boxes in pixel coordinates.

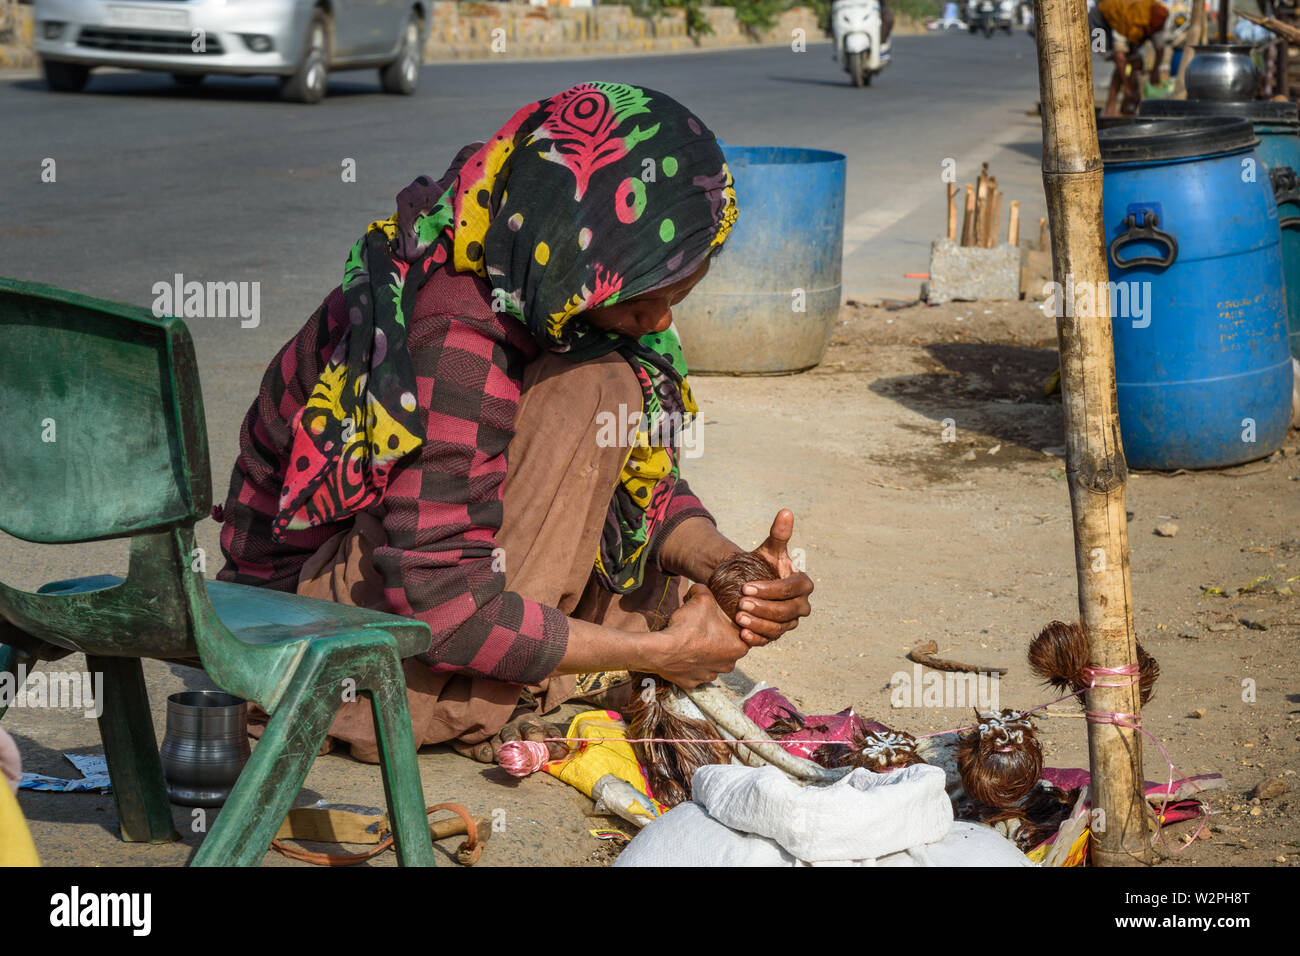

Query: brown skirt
[251,351,689,763]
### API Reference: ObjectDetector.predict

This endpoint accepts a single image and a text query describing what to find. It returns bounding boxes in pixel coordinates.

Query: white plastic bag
[615,764,1033,867]
[693,763,953,861]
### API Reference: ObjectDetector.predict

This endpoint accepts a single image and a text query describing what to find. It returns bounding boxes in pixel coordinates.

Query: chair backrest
[0,278,211,543]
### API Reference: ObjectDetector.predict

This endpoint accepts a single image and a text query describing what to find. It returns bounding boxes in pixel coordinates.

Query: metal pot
[1185,44,1259,101]
[159,690,250,807]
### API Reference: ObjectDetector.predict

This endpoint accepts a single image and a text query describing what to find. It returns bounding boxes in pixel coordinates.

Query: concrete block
[925,239,1023,305]
[1020,247,1054,300]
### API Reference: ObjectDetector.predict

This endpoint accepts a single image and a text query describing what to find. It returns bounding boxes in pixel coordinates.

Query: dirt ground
[7,296,1299,867]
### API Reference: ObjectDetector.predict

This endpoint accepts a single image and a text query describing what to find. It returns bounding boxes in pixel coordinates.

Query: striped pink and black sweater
[216,264,711,685]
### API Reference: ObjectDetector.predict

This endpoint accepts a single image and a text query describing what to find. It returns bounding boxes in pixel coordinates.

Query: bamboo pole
[1009,200,1021,246]
[1031,0,1151,866]
[961,183,976,245]
[947,181,958,241]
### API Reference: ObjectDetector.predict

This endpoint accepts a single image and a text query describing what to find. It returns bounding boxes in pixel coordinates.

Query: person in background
[1091,0,1170,115]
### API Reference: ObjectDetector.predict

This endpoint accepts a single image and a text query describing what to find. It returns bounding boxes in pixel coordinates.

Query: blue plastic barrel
[672,145,846,374]
[1099,117,1292,469]
[1139,99,1300,359]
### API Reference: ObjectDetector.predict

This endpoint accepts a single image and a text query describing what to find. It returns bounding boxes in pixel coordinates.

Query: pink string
[497,739,551,777]
[1083,709,1210,852]
[541,736,841,746]
[518,660,1209,852]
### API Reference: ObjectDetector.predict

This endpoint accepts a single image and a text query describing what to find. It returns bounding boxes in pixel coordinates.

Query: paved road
[1,33,1054,306]
[0,31,1060,566]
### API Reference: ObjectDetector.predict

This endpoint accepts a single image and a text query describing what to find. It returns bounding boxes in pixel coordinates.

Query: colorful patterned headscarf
[274,82,737,594]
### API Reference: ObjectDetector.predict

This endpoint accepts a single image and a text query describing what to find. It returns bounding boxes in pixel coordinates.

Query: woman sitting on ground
[216,83,815,763]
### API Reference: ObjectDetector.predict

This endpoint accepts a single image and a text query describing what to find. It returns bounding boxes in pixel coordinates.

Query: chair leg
[86,655,179,844]
[190,645,337,867]
[192,634,436,867]
[366,650,436,867]
[0,644,19,720]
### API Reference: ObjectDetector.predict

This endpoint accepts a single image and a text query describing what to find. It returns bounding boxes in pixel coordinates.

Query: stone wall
[0,0,34,70]
[421,3,831,60]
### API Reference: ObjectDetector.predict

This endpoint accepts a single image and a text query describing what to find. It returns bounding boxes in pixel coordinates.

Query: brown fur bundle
[959,782,1076,851]
[957,709,1043,808]
[625,678,730,808]
[707,551,779,620]
[814,729,926,772]
[623,553,780,807]
[1028,620,1159,706]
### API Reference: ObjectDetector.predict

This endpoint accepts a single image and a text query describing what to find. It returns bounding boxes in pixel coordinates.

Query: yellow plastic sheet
[545,709,667,820]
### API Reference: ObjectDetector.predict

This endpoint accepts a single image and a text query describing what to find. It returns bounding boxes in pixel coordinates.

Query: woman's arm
[555,586,750,688]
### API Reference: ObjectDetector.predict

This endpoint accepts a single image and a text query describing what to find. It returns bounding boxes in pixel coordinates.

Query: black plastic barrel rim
[1098,116,1258,164]
[1137,98,1300,128]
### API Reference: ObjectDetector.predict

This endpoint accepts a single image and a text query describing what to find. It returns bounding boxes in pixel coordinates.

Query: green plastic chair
[0,277,437,866]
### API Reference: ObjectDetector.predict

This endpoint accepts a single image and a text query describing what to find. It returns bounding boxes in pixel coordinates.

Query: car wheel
[42,59,90,93]
[172,73,205,87]
[280,13,328,104]
[380,14,422,95]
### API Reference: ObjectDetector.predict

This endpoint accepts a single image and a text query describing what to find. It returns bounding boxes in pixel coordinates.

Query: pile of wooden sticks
[947,163,1021,248]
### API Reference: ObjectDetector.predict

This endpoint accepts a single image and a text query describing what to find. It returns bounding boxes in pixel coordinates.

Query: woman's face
[584,257,711,338]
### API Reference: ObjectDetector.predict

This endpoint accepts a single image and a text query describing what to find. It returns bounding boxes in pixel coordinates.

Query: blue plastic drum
[1100,117,1292,469]
[671,145,846,374]
[1139,99,1300,359]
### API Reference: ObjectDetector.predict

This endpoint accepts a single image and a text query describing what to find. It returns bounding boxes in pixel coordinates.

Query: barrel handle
[1269,165,1300,230]
[1108,211,1178,270]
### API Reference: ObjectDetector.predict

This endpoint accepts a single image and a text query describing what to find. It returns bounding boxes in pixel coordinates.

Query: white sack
[614,763,1033,866]
[692,763,952,861]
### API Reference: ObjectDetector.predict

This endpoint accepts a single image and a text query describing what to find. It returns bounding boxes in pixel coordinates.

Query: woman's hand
[647,585,750,688]
[733,509,814,648]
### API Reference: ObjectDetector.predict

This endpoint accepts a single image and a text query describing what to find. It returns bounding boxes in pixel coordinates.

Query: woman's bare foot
[451,709,569,764]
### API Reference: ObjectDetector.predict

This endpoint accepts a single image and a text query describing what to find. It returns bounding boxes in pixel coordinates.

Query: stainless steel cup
[159,690,250,807]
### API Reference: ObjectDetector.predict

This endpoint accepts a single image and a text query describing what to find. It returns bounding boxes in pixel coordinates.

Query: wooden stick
[1234,8,1300,44]
[908,640,1008,675]
[974,176,989,247]
[947,181,957,241]
[1009,200,1021,247]
[1038,216,1048,251]
[1032,0,1150,866]
[961,183,976,246]
[989,186,1002,247]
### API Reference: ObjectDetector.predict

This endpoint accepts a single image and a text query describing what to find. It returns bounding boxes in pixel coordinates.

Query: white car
[32,0,426,103]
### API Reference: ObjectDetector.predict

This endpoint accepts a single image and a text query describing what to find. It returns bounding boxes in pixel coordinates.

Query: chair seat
[37,575,431,659]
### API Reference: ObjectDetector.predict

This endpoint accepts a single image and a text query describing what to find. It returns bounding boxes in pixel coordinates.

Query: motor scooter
[831,0,891,87]
[966,0,1015,36]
